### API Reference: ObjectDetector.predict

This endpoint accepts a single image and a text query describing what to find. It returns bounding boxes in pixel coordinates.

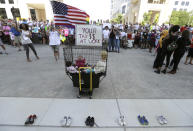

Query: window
[184,8,187,11]
[173,8,177,11]
[30,9,36,20]
[181,1,185,6]
[185,1,189,6]
[180,8,183,11]
[0,0,5,4]
[148,0,153,3]
[175,1,179,5]
[0,8,7,19]
[8,0,14,4]
[11,8,21,18]
[122,5,126,14]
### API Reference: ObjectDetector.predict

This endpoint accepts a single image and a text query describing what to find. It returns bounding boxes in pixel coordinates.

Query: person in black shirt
[168,30,191,74]
[160,25,180,74]
[109,26,115,51]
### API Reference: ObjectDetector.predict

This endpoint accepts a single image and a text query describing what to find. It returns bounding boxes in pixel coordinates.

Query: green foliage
[111,14,123,24]
[169,10,193,26]
[143,11,152,24]
[153,14,160,24]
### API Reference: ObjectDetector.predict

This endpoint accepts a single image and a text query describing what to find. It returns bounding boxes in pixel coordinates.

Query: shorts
[51,45,59,52]
[187,48,193,58]
[14,36,21,44]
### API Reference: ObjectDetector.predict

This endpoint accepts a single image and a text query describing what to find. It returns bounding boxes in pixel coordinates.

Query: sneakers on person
[154,70,160,74]
[18,49,22,52]
[161,69,166,74]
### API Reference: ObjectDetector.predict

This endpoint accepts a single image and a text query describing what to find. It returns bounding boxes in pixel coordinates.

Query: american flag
[51,1,89,26]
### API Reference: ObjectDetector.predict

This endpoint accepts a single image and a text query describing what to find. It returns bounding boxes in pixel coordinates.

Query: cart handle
[78,67,92,92]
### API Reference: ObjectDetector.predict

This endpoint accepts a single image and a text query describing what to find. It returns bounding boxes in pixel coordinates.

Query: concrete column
[18,1,29,19]
[45,1,54,21]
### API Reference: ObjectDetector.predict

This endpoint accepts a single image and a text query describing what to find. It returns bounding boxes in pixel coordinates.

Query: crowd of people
[0,18,75,61]
[102,23,193,74]
[0,18,193,75]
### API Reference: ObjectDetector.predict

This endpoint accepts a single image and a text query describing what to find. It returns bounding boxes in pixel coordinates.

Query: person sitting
[76,56,86,68]
[66,61,78,73]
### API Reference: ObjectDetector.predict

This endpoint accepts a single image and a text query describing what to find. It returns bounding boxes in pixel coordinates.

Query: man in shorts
[10,24,22,51]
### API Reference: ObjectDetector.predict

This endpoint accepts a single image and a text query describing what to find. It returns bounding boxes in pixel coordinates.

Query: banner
[75,25,102,46]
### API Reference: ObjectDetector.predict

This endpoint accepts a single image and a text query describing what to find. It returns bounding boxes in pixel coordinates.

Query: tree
[111,13,123,24]
[169,11,191,26]
[153,14,160,24]
[142,11,152,24]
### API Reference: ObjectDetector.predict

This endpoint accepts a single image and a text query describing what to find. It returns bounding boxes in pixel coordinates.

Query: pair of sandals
[60,116,72,127]
[157,115,167,125]
[138,115,149,125]
[25,114,37,125]
[85,116,95,127]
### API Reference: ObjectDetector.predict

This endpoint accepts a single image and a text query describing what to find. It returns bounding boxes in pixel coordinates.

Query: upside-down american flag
[51,1,90,26]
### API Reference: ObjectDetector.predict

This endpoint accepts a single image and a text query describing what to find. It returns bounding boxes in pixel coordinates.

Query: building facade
[111,0,193,25]
[0,0,63,21]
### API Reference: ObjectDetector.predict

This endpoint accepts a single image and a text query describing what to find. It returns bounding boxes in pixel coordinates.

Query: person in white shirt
[48,27,61,61]
[20,24,39,62]
[103,26,110,49]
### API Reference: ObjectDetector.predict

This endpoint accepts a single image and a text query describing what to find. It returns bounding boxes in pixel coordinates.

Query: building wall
[111,0,193,25]
[0,0,63,21]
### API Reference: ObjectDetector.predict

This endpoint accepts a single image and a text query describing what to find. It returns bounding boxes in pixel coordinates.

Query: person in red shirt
[76,56,86,68]
[184,37,193,65]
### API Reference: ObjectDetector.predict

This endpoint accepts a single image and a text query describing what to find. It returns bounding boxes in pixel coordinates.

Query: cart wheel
[77,95,81,98]
[89,96,92,99]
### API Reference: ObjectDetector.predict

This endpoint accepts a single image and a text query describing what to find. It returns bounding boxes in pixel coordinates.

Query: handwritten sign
[76,25,102,46]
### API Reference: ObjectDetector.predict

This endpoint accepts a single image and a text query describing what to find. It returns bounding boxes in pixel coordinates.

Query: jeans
[115,39,120,52]
[23,44,38,59]
[109,38,115,51]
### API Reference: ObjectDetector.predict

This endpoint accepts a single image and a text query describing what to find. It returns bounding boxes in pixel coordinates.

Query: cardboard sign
[76,25,102,46]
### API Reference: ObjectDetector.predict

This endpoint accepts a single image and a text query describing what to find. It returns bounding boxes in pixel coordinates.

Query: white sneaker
[61,116,67,127]
[66,116,72,127]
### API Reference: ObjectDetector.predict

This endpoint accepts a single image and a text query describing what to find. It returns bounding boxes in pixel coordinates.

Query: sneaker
[85,116,91,126]
[142,116,149,125]
[138,115,144,125]
[61,116,67,126]
[0,52,3,54]
[157,116,164,125]
[66,116,72,127]
[154,70,160,74]
[157,116,167,125]
[161,69,166,74]
[89,117,94,127]
[118,116,126,126]
[18,49,22,51]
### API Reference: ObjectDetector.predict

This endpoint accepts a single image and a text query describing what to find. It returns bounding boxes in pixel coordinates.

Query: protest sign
[75,25,102,46]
